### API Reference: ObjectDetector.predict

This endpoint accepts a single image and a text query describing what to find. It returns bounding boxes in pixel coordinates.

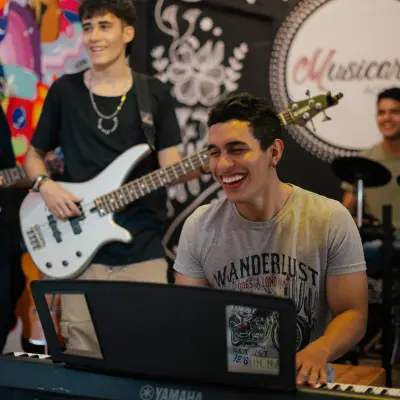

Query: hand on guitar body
[39,179,82,220]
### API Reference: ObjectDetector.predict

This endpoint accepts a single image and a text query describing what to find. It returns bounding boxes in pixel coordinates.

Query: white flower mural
[152,0,250,259]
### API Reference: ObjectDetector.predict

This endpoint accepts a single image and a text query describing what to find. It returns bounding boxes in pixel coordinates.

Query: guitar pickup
[47,215,62,243]
[26,225,45,250]
[69,203,85,235]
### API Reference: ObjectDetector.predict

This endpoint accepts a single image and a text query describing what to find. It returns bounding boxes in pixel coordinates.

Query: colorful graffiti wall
[0,0,89,352]
[0,0,89,165]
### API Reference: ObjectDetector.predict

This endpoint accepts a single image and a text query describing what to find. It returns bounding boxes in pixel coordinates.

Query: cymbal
[332,156,392,187]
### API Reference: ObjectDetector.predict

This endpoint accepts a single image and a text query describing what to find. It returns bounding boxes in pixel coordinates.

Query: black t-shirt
[30,71,182,265]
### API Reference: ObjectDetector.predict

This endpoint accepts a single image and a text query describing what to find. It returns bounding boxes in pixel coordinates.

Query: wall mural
[152,0,252,261]
[0,0,88,353]
[0,0,88,165]
[2,0,281,351]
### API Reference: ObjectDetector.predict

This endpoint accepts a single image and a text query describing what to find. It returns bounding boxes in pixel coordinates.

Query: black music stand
[30,280,297,393]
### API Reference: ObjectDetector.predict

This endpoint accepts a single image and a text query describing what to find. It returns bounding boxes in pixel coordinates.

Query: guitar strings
[25,155,207,233]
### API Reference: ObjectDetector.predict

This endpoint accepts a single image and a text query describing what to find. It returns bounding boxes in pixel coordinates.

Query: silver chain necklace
[88,70,131,135]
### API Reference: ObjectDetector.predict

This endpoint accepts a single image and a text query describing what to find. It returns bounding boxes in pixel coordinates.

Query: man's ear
[270,139,284,168]
[124,26,135,44]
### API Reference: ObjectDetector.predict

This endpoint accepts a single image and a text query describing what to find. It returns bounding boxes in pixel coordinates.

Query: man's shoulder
[133,72,171,95]
[295,185,341,206]
[294,185,345,216]
[48,71,84,93]
[185,197,230,231]
[359,143,382,159]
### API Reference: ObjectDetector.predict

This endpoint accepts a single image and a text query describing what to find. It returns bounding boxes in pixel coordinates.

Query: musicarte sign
[269,0,400,161]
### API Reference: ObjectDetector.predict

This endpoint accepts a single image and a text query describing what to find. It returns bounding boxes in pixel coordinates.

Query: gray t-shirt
[174,185,366,375]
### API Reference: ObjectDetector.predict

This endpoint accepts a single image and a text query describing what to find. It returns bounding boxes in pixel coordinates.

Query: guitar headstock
[280,91,343,127]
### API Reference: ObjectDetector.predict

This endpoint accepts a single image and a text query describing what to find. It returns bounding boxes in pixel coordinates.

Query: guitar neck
[95,148,209,214]
[0,157,63,188]
[94,107,299,214]
[0,165,26,187]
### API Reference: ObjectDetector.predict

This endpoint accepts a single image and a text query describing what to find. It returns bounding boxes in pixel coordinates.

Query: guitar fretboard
[0,165,25,186]
[96,149,209,214]
[0,157,63,187]
[94,108,296,214]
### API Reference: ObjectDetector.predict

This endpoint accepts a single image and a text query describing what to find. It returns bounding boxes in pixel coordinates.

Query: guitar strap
[132,71,156,152]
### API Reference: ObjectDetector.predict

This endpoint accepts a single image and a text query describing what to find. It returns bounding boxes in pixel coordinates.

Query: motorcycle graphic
[271,280,316,352]
[228,306,275,347]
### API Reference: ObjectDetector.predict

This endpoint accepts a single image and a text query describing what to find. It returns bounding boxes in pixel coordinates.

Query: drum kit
[332,156,399,383]
[331,155,392,228]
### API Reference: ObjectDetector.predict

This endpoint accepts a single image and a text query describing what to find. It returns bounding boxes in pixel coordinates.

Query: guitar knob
[45,262,52,268]
[62,260,69,266]
[76,251,82,257]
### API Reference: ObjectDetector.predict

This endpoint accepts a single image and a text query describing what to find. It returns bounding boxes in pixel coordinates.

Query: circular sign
[269,0,400,161]
[12,106,27,129]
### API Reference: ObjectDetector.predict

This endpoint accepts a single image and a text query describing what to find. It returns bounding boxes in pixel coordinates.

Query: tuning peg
[322,111,332,122]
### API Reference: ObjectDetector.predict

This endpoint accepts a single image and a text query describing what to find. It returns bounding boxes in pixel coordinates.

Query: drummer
[342,87,400,231]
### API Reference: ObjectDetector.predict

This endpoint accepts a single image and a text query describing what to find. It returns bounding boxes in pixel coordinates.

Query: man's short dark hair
[377,87,400,104]
[207,93,282,151]
[78,0,137,56]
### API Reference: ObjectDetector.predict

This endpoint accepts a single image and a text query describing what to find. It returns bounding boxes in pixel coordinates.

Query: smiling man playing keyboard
[173,92,369,387]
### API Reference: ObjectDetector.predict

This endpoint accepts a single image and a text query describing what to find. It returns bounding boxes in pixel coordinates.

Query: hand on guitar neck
[39,179,82,220]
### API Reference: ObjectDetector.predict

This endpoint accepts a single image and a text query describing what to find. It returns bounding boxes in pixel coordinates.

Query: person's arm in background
[153,79,209,183]
[342,189,356,215]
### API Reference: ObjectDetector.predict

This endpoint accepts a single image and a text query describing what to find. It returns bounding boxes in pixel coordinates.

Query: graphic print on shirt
[218,252,319,370]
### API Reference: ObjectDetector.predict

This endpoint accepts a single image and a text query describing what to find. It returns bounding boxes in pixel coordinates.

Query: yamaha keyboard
[1,353,400,399]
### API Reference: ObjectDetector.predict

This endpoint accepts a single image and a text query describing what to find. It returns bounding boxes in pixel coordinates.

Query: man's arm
[175,272,209,287]
[296,271,367,387]
[24,145,49,181]
[322,270,368,360]
[342,190,356,215]
[296,204,367,386]
[172,206,210,285]
[24,80,81,219]
[153,79,209,184]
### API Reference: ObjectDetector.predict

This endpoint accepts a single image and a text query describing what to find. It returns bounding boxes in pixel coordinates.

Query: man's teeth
[222,175,245,184]
[92,47,105,52]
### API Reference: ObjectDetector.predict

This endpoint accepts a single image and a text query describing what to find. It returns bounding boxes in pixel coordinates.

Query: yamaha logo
[269,0,400,161]
[139,385,203,400]
[140,385,155,400]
